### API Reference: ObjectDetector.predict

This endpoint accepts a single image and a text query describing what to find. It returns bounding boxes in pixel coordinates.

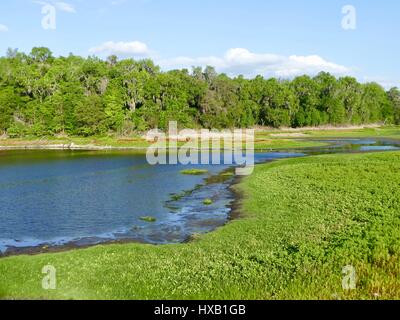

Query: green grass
[180,169,209,175]
[253,139,327,149]
[1,126,399,151]
[305,126,400,139]
[0,134,330,150]
[0,135,152,148]
[1,152,400,300]
[255,126,400,140]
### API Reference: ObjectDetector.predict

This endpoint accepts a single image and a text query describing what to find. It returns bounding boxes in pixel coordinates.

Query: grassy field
[0,135,328,150]
[1,151,399,300]
[305,126,400,139]
[255,125,400,140]
[0,137,327,150]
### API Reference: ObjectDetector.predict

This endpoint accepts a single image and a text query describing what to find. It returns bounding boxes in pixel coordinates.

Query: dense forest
[0,47,399,137]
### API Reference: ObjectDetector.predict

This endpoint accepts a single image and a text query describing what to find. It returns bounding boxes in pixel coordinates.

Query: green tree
[314,72,346,125]
[104,79,126,132]
[291,75,320,127]
[361,83,392,123]
[387,88,400,124]
[0,47,396,136]
[338,77,362,124]
[74,95,107,136]
[30,47,53,64]
[0,87,19,133]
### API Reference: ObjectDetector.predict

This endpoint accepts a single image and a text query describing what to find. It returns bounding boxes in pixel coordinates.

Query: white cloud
[54,2,76,13]
[0,24,8,32]
[158,48,351,79]
[33,1,76,13]
[87,43,359,81]
[89,41,152,57]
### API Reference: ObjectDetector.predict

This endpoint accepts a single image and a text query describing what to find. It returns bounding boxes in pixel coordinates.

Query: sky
[0,0,399,88]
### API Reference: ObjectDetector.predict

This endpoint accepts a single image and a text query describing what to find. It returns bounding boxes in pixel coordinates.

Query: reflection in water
[0,138,399,254]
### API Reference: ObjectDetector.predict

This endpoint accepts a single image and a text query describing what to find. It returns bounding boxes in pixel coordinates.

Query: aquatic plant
[139,216,157,223]
[180,169,209,175]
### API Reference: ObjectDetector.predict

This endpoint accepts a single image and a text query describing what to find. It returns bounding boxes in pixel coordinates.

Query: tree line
[0,47,399,137]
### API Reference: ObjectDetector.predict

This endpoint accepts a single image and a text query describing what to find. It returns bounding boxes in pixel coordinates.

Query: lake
[0,138,399,255]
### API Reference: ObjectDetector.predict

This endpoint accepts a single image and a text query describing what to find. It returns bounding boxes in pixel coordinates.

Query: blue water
[0,150,302,253]
[0,138,398,254]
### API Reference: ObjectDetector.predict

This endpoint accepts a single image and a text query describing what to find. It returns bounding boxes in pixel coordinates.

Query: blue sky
[0,0,399,88]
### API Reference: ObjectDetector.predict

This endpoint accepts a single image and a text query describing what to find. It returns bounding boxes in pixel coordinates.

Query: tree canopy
[0,47,398,137]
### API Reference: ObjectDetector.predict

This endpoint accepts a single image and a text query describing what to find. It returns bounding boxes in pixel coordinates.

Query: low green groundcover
[0,152,399,300]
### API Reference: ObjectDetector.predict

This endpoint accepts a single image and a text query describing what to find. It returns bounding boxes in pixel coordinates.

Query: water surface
[0,138,399,254]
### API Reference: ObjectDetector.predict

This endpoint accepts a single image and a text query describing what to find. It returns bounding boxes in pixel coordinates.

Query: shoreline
[0,144,148,151]
[254,123,383,132]
[0,142,324,151]
[1,135,399,258]
[0,125,398,151]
